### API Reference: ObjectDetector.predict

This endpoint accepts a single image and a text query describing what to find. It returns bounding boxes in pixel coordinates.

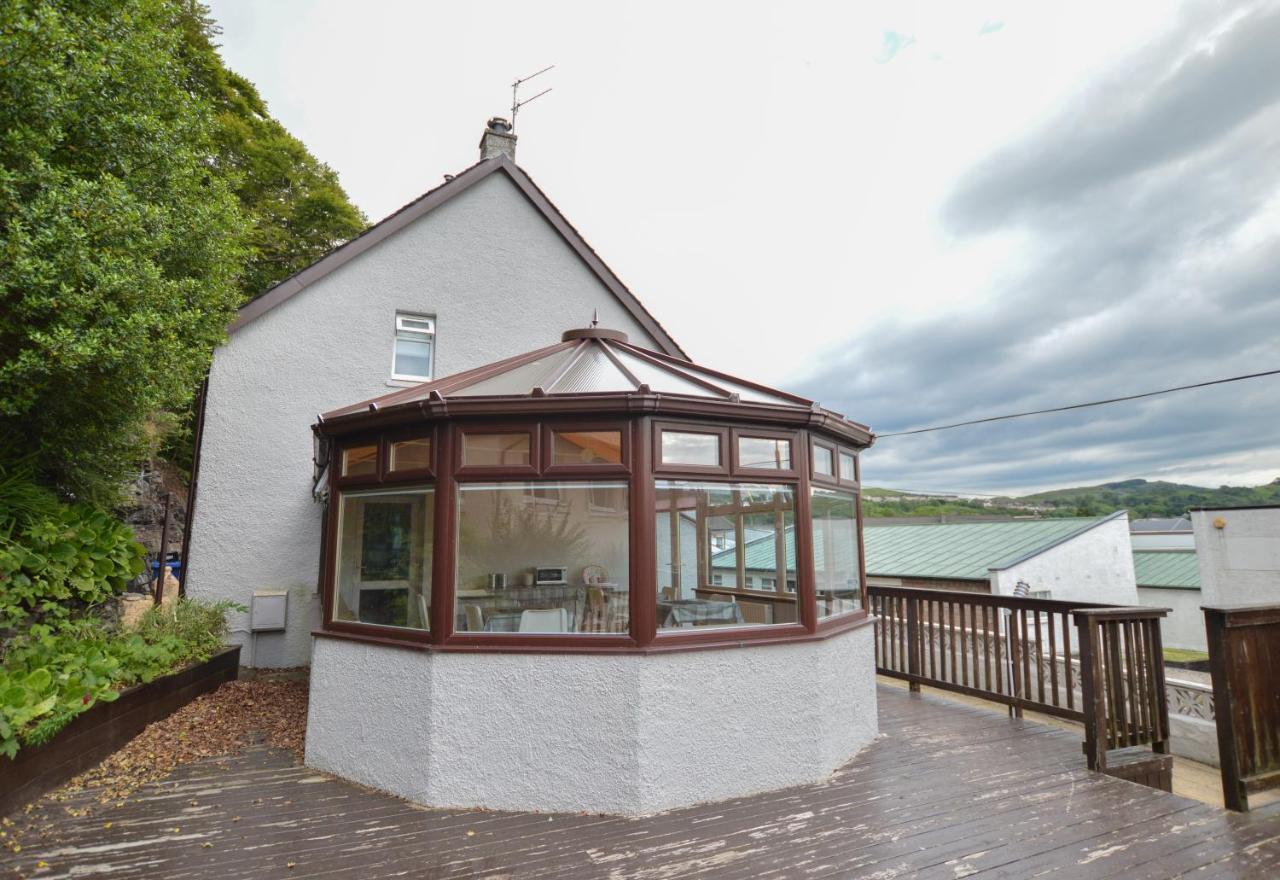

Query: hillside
[864,477,1280,519]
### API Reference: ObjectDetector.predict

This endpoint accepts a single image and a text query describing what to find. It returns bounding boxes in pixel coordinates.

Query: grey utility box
[251,590,288,632]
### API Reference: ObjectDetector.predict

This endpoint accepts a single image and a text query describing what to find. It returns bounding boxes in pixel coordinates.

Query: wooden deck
[5,685,1280,879]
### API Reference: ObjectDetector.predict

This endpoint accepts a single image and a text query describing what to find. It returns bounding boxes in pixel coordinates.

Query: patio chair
[518,607,570,633]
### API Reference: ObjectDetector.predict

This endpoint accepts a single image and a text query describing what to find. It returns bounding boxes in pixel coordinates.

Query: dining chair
[518,607,570,633]
[465,604,485,632]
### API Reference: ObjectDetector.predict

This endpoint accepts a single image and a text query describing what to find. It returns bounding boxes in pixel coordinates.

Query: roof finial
[590,308,599,328]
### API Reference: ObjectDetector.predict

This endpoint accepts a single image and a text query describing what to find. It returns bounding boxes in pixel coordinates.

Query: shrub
[0,599,241,758]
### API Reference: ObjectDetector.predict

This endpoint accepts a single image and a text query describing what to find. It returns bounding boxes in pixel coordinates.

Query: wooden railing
[1204,604,1280,811]
[1075,608,1170,771]
[870,586,1170,771]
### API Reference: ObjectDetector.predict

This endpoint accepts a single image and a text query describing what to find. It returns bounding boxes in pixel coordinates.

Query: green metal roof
[711,515,1119,581]
[1133,550,1200,590]
[863,516,1118,581]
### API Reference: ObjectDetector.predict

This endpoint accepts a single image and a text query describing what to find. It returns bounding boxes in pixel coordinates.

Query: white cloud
[206,0,1280,493]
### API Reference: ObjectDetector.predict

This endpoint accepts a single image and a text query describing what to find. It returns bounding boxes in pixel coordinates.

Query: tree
[0,0,248,501]
[176,2,367,302]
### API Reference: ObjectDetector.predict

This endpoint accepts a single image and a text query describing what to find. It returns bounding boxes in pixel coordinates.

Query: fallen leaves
[2,677,309,856]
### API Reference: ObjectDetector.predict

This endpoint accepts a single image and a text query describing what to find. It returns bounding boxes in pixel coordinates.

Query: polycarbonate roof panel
[450,345,580,397]
[607,347,730,398]
[550,344,634,394]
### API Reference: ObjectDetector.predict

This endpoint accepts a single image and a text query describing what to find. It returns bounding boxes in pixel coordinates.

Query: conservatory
[304,326,879,815]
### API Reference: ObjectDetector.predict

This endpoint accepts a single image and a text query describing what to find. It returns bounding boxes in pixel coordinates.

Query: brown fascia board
[229,156,687,360]
[314,392,874,447]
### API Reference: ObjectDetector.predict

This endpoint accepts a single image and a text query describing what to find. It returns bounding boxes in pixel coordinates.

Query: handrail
[870,585,1171,771]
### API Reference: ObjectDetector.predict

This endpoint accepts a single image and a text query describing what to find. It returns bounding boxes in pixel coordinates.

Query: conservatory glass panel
[661,431,720,467]
[812,444,834,477]
[738,436,792,470]
[553,430,622,465]
[812,488,861,617]
[333,488,433,629]
[838,450,857,482]
[390,437,432,472]
[463,433,531,467]
[342,444,378,478]
[655,481,796,630]
[454,482,630,634]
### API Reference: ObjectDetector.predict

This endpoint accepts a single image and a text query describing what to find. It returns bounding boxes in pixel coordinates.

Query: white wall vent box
[251,590,288,632]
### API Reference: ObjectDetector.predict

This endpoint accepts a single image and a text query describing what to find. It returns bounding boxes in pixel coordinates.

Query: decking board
[4,685,1279,879]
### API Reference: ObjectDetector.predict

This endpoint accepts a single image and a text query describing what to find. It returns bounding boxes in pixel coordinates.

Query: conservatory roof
[319,327,873,444]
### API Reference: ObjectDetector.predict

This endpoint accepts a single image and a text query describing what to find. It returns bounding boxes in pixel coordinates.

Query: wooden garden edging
[0,645,240,818]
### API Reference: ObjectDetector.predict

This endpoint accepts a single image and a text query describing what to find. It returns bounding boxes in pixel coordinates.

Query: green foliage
[0,453,144,631]
[1020,477,1280,518]
[0,599,239,758]
[0,0,249,502]
[176,2,367,300]
[865,477,1280,519]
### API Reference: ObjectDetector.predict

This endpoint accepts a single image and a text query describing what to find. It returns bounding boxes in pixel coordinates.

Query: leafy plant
[0,599,240,758]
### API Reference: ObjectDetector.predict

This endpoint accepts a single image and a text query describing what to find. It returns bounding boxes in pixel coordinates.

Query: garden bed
[0,645,239,818]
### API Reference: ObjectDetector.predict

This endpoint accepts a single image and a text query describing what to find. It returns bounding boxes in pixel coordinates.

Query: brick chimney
[479,117,516,161]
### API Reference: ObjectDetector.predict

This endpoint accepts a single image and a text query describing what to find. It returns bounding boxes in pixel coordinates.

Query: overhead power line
[877,367,1280,438]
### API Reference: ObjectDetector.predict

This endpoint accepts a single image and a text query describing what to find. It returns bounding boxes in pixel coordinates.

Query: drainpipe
[177,374,210,597]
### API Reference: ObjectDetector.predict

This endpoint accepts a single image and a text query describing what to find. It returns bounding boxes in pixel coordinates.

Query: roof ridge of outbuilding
[229,155,686,359]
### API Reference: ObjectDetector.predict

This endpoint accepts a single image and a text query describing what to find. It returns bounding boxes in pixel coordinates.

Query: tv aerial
[511,65,554,132]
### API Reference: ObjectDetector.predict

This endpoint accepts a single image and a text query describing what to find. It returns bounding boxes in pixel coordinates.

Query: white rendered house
[183,121,683,667]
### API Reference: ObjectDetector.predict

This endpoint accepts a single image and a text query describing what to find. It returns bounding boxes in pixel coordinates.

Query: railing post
[1075,611,1108,772]
[906,596,921,693]
[1006,609,1023,718]
[1148,617,1170,756]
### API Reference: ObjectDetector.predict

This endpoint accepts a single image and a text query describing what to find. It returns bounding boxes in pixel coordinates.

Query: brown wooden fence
[1204,603,1280,811]
[870,585,1170,772]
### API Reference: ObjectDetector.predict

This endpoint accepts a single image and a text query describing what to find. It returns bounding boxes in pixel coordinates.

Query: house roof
[230,155,686,359]
[1130,516,1192,533]
[1133,550,1200,589]
[864,514,1124,581]
[317,326,874,446]
[711,515,1123,580]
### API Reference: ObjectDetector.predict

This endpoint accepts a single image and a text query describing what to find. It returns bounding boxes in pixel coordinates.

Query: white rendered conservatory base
[304,623,877,816]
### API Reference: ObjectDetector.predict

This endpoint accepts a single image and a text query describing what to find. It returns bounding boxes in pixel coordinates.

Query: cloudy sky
[207,0,1280,495]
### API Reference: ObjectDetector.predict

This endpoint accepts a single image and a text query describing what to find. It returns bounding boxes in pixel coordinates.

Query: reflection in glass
[813,445,834,476]
[342,445,377,477]
[463,433,531,467]
[738,436,792,470]
[390,437,432,472]
[334,488,433,629]
[812,488,861,617]
[553,430,622,465]
[661,431,720,466]
[455,482,629,634]
[655,481,795,629]
[838,450,857,482]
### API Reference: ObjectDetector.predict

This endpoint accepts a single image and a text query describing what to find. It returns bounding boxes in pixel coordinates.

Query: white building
[183,121,684,667]
[1191,505,1280,607]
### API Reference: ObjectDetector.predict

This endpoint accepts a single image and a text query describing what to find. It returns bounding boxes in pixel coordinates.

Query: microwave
[534,566,569,586]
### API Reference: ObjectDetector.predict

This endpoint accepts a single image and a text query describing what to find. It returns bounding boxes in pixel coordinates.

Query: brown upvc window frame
[730,427,799,478]
[810,438,838,487]
[836,446,859,489]
[384,428,437,481]
[320,476,434,648]
[652,421,730,476]
[317,416,870,654]
[454,424,539,476]
[649,467,814,651]
[541,421,631,475]
[335,438,382,488]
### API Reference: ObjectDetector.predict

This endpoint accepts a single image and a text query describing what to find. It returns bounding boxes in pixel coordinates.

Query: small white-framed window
[392,313,435,381]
